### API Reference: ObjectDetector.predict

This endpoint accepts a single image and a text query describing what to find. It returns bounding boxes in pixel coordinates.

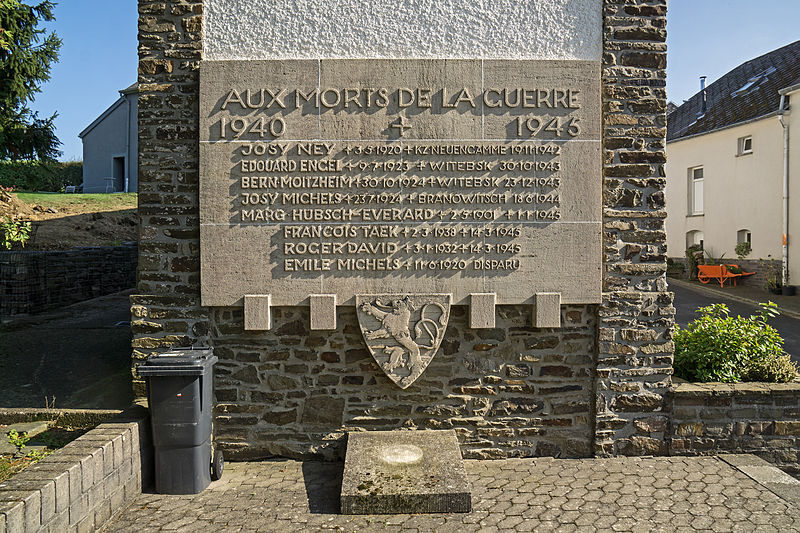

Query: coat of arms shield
[355,294,451,389]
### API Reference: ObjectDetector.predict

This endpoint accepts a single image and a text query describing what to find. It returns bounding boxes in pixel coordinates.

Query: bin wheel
[211,450,224,481]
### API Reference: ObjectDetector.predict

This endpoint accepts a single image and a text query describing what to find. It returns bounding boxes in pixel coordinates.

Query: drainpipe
[778,93,790,286]
[124,94,132,193]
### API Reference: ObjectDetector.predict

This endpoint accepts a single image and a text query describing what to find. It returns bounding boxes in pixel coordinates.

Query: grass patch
[15,192,137,212]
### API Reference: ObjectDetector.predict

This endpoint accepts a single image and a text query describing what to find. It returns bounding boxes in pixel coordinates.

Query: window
[737,229,752,244]
[737,136,753,155]
[731,66,776,97]
[686,230,704,249]
[688,167,703,215]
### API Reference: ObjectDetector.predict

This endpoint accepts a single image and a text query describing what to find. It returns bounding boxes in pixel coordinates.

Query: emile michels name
[220,86,582,110]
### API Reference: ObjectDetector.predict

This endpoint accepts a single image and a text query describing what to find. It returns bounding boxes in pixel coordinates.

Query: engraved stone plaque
[199,59,602,307]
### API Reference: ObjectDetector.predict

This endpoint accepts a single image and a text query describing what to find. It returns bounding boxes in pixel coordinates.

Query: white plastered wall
[665,115,800,283]
[203,0,602,60]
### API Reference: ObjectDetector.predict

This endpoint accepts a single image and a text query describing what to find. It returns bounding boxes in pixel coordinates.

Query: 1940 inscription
[199,59,602,307]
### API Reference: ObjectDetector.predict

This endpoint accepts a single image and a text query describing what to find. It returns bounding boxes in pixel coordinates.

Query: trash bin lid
[138,349,218,376]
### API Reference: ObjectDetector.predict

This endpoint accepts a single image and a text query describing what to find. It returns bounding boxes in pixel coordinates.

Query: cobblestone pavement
[105,456,800,532]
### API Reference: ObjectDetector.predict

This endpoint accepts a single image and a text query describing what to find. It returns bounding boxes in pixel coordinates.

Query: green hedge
[0,161,82,192]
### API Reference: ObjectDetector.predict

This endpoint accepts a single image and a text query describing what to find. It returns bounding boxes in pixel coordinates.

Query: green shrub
[674,302,797,383]
[0,160,82,192]
[0,216,32,250]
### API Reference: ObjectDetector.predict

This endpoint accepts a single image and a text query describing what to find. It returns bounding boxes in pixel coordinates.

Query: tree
[0,0,61,161]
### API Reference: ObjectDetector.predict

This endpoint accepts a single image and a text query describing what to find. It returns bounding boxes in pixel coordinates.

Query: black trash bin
[138,349,222,494]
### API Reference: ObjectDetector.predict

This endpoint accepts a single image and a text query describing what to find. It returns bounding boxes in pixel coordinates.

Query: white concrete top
[203,0,602,61]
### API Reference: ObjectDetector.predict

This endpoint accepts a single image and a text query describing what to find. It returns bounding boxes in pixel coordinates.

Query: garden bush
[674,302,798,383]
[0,160,82,192]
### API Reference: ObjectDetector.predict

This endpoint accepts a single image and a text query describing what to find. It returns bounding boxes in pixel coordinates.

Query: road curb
[668,278,800,321]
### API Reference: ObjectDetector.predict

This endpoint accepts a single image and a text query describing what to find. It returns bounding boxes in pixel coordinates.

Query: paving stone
[101,455,800,532]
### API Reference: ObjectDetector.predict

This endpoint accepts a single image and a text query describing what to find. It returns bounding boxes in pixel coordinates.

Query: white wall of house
[665,102,800,283]
[80,91,138,193]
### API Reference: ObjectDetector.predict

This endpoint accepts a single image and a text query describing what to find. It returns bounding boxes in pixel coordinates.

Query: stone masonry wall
[133,0,207,399]
[669,381,800,475]
[594,0,674,456]
[212,305,595,460]
[134,0,673,460]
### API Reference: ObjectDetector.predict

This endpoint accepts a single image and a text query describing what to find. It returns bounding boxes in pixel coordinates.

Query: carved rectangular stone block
[341,430,471,514]
[199,59,602,308]
[244,295,271,331]
[469,293,496,329]
[309,294,337,330]
[534,292,561,328]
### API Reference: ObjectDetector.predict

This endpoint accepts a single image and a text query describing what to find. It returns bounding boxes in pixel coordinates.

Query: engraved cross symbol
[391,116,412,137]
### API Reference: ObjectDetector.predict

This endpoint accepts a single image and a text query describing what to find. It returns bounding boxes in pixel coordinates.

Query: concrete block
[68,493,88,526]
[534,292,561,328]
[122,475,139,502]
[0,499,25,533]
[17,464,70,515]
[45,510,69,533]
[112,435,124,470]
[109,487,124,515]
[310,294,337,330]
[341,429,471,514]
[0,491,40,532]
[93,500,112,530]
[74,512,93,533]
[469,293,496,329]
[103,472,120,499]
[244,294,271,330]
[38,481,55,525]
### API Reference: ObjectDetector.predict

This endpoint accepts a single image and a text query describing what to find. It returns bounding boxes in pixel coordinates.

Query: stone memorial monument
[135,0,671,462]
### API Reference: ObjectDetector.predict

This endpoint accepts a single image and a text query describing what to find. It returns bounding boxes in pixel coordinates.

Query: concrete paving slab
[720,454,800,506]
[341,430,471,514]
[7,421,50,438]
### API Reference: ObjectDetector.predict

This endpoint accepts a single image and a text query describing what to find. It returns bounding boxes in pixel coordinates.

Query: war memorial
[7,2,800,531]
[131,0,673,467]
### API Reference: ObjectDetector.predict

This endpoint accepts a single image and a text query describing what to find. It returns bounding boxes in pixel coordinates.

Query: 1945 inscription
[199,59,602,307]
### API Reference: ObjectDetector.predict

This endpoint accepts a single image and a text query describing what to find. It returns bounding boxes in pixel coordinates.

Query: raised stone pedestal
[340,429,472,514]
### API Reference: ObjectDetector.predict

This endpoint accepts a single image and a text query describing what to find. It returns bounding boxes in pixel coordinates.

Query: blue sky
[28,1,800,161]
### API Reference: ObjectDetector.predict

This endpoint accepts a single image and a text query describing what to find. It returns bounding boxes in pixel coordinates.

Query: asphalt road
[672,283,800,364]
[0,290,134,409]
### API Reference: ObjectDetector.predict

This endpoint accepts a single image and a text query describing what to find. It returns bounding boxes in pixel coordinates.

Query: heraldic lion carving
[356,294,451,389]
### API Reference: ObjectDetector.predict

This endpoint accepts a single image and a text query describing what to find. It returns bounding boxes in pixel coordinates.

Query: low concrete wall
[0,406,152,532]
[0,243,137,317]
[0,409,121,429]
[669,381,800,475]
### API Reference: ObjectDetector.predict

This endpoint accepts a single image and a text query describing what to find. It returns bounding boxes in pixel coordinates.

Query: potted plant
[761,258,782,295]
[735,241,751,261]
[685,245,703,280]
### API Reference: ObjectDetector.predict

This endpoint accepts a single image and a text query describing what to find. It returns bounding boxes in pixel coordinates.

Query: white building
[78,83,138,193]
[666,41,800,285]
